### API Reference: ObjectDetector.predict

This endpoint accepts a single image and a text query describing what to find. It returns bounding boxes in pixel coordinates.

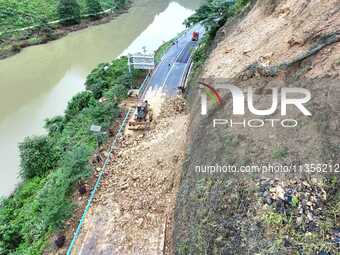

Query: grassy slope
[0,0,116,32]
[0,0,130,60]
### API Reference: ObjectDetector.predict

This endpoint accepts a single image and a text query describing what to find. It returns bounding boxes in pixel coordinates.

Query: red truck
[192,32,199,41]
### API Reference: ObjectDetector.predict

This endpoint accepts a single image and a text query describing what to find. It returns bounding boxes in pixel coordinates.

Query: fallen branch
[239,31,340,80]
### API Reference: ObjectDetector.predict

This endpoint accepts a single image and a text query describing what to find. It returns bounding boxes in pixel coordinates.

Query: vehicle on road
[192,31,199,41]
[128,101,153,130]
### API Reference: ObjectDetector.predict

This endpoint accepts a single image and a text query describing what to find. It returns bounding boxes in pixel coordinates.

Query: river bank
[0,23,194,254]
[0,1,203,253]
[0,55,143,254]
[0,0,201,197]
[0,4,131,60]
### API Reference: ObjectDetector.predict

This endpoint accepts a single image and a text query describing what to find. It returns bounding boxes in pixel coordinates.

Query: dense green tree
[86,0,102,16]
[19,136,59,179]
[85,58,129,99]
[44,116,65,135]
[64,91,96,121]
[113,0,127,10]
[185,0,250,27]
[58,0,81,25]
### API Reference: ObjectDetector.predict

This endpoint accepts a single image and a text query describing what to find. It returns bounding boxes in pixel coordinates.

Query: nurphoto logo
[199,80,312,128]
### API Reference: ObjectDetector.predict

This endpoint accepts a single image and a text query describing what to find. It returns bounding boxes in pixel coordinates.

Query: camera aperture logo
[199,80,312,128]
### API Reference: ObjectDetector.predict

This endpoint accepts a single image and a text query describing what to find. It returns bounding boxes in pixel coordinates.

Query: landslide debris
[174,0,339,254]
[63,97,189,255]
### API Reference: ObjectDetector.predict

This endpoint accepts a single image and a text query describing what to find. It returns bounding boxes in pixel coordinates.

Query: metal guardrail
[179,56,193,89]
[138,73,152,99]
[66,24,202,254]
[66,108,133,255]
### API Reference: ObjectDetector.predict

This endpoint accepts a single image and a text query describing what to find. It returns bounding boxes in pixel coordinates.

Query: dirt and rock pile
[174,0,339,254]
[63,97,189,255]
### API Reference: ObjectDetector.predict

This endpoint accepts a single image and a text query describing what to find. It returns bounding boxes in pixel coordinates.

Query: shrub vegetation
[0,57,141,254]
[19,136,60,179]
[0,0,129,32]
[86,0,103,16]
[85,57,144,99]
[58,0,81,25]
[64,91,96,121]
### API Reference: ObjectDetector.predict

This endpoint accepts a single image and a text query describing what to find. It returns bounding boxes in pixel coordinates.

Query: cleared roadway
[141,24,205,98]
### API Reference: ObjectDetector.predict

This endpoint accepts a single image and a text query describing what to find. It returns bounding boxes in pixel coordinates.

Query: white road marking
[160,43,188,90]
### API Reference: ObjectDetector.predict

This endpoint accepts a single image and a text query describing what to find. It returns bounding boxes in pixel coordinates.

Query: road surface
[142,24,205,98]
[69,24,205,255]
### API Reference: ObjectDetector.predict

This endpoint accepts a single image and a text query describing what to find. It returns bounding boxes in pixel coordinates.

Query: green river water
[0,0,203,196]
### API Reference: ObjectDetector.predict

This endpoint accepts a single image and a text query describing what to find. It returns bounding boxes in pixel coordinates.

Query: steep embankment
[175,0,339,254]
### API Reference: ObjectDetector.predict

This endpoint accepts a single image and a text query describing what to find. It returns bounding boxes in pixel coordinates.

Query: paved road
[142,24,205,98]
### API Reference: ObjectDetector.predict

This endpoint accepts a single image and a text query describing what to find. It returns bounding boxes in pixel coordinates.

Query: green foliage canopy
[19,136,60,179]
[0,57,135,254]
[185,0,251,28]
[58,0,81,25]
[86,0,102,15]
[65,91,96,121]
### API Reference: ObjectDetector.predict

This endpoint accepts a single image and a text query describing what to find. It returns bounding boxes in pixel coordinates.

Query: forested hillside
[0,0,129,59]
[0,0,128,32]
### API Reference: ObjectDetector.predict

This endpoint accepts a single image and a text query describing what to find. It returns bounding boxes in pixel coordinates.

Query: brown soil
[174,0,339,254]
[203,0,340,79]
[57,98,189,255]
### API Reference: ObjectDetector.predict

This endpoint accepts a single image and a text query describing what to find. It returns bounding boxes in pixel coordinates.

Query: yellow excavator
[128,100,153,131]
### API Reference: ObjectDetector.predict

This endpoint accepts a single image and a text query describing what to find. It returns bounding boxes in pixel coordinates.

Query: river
[0,0,203,197]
